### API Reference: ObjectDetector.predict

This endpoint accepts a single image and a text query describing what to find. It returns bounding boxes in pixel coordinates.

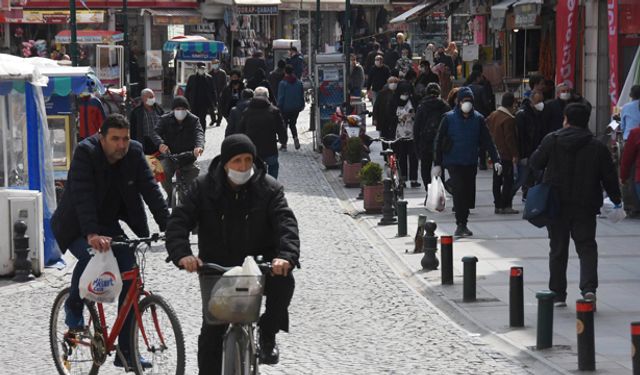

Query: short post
[378,178,397,226]
[396,200,408,237]
[535,290,556,350]
[420,220,439,270]
[413,214,426,253]
[509,267,524,327]
[462,256,478,302]
[631,322,640,374]
[440,236,453,285]
[576,299,596,371]
[12,220,34,282]
[356,158,368,200]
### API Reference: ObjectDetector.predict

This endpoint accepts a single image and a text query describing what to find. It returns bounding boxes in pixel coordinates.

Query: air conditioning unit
[0,189,45,277]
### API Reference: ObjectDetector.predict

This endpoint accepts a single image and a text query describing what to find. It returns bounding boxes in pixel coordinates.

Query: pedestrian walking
[514,90,545,200]
[392,81,420,188]
[620,85,640,217]
[394,47,413,79]
[383,41,400,71]
[542,83,592,136]
[621,126,640,217]
[243,50,267,81]
[364,42,383,76]
[129,88,164,154]
[208,58,228,127]
[365,54,390,105]
[395,33,412,59]
[529,103,622,307]
[414,60,439,99]
[286,46,305,79]
[349,54,365,97]
[373,75,399,146]
[277,65,305,150]
[246,68,275,103]
[185,62,217,133]
[269,59,286,100]
[218,70,245,123]
[486,92,519,214]
[225,88,254,137]
[433,87,502,237]
[238,87,287,178]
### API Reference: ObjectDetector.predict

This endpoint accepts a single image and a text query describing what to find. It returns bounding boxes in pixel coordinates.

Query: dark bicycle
[157,151,196,209]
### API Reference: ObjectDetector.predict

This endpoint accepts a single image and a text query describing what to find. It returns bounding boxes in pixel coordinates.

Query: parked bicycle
[372,137,411,209]
[49,233,186,375]
[157,151,197,209]
[198,259,273,375]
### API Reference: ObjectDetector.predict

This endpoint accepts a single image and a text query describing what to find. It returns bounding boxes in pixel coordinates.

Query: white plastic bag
[426,176,446,212]
[79,250,122,303]
[208,257,264,321]
[608,207,627,223]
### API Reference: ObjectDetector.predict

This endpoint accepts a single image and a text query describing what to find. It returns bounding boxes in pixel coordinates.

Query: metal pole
[70,0,78,66]
[536,290,556,350]
[576,299,596,371]
[315,0,320,54]
[344,0,351,110]
[462,256,478,302]
[396,200,407,237]
[509,267,524,327]
[122,0,131,114]
[440,236,453,285]
[631,322,640,374]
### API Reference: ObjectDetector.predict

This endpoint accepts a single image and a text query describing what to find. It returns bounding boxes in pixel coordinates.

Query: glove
[494,162,503,176]
[431,166,442,178]
[613,203,623,209]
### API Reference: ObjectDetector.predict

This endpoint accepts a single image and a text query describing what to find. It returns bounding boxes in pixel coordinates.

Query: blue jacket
[287,53,305,79]
[278,78,305,113]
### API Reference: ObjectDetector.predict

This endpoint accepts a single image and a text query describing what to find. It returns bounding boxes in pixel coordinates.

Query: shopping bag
[426,176,446,212]
[208,257,264,322]
[523,182,558,228]
[79,250,122,303]
[602,197,627,223]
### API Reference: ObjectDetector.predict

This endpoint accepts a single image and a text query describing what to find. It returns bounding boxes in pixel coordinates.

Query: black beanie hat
[220,134,257,166]
[172,95,190,110]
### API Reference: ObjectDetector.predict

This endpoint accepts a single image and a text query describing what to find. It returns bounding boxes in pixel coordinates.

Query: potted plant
[342,137,363,187]
[321,121,340,168]
[359,162,384,213]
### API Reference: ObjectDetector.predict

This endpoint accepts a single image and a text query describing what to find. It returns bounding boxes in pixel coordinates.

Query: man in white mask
[152,96,204,202]
[165,133,300,374]
[129,88,164,154]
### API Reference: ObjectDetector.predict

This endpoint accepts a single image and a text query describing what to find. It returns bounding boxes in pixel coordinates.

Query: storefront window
[450,14,473,44]
[411,13,448,53]
[0,93,29,188]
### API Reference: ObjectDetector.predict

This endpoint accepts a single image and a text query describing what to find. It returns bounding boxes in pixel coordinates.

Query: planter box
[342,161,362,187]
[363,184,384,213]
[322,147,339,169]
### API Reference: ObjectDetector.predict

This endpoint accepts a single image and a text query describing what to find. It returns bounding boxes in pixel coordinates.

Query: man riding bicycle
[165,134,300,375]
[51,114,170,368]
[152,96,205,201]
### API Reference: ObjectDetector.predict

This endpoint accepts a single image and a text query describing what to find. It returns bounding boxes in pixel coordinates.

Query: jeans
[282,111,300,139]
[198,273,295,375]
[263,155,279,179]
[65,236,136,354]
[447,165,477,225]
[493,162,514,209]
[159,161,200,200]
[547,210,598,302]
[391,139,418,182]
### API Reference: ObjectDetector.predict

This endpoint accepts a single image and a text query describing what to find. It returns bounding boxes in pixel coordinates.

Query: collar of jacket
[497,106,515,118]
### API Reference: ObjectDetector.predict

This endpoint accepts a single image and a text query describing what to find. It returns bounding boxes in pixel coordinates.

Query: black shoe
[494,208,503,214]
[114,354,152,369]
[259,331,279,365]
[454,225,473,237]
[501,207,519,215]
[410,181,421,188]
[293,137,301,150]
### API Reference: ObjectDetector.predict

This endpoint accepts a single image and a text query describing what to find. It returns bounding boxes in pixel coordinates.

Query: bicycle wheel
[392,166,404,201]
[222,326,244,375]
[170,188,181,209]
[49,287,103,375]
[130,294,185,375]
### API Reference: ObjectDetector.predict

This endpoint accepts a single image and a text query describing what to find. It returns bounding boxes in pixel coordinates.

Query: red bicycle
[373,137,410,207]
[49,234,185,375]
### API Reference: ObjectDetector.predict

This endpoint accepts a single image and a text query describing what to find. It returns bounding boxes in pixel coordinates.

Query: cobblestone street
[0,109,533,374]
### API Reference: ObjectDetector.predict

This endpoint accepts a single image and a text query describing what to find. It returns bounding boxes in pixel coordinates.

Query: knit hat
[457,86,474,103]
[426,82,441,97]
[172,95,190,110]
[220,134,257,166]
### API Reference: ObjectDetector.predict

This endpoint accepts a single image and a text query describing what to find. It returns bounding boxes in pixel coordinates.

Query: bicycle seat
[380,149,394,157]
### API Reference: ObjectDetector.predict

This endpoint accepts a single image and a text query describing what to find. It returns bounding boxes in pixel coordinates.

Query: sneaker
[293,137,300,150]
[502,208,520,215]
[410,181,421,188]
[114,354,152,369]
[494,208,503,214]
[554,300,567,308]
[280,144,287,151]
[259,331,279,365]
[454,225,473,237]
[583,292,596,302]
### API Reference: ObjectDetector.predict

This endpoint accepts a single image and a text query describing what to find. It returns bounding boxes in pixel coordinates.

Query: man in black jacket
[166,134,300,374]
[365,54,390,105]
[153,96,205,201]
[530,103,621,307]
[129,88,164,154]
[225,88,254,137]
[208,58,228,127]
[185,62,217,132]
[541,83,592,136]
[514,90,545,199]
[237,87,287,178]
[51,114,169,368]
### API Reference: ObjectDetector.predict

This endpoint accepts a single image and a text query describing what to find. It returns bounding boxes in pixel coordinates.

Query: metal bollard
[462,256,478,302]
[631,322,640,374]
[396,200,408,237]
[378,178,397,226]
[420,220,439,270]
[413,214,426,253]
[576,299,596,371]
[535,290,556,350]
[440,236,454,285]
[357,158,369,200]
[12,220,34,282]
[509,267,524,327]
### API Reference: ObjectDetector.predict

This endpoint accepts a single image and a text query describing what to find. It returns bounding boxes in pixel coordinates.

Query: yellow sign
[22,10,104,24]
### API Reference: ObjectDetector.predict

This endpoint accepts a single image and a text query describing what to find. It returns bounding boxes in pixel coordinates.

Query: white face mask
[461,102,473,113]
[174,110,187,121]
[375,61,382,67]
[559,92,571,100]
[227,167,254,185]
[389,83,398,91]
[145,97,156,106]
[534,102,545,111]
[400,94,409,101]
[197,68,205,75]
[212,64,220,70]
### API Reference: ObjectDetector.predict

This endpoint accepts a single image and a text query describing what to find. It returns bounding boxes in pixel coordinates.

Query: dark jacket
[185,73,216,112]
[153,111,205,164]
[541,95,592,136]
[468,83,492,117]
[242,57,267,81]
[208,68,228,103]
[277,76,305,113]
[396,42,412,58]
[268,68,285,99]
[414,71,439,97]
[225,98,252,137]
[364,50,382,74]
[486,107,519,161]
[372,85,397,139]
[219,82,245,118]
[129,103,164,154]
[515,98,544,159]
[349,63,365,93]
[165,156,300,267]
[383,49,400,71]
[366,65,391,92]
[51,135,169,251]
[414,95,450,159]
[530,126,621,214]
[238,97,287,158]
[286,53,305,79]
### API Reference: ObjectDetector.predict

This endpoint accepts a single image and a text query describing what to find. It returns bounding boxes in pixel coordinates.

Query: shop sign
[153,15,202,25]
[608,0,619,108]
[352,0,389,5]
[236,6,278,15]
[555,0,578,88]
[514,3,539,28]
[20,10,104,24]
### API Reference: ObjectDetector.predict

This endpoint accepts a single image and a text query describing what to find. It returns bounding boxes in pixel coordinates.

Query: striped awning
[163,39,226,53]
[0,74,102,96]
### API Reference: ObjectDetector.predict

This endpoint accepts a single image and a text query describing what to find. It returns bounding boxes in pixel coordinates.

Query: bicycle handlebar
[372,136,413,145]
[198,262,272,275]
[156,151,195,163]
[111,233,165,248]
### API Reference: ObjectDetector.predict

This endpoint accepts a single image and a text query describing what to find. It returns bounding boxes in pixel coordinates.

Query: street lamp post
[344,0,351,112]
[69,0,78,66]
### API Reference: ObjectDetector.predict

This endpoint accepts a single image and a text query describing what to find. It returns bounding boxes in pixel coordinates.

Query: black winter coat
[243,58,267,81]
[366,65,391,92]
[373,86,397,139]
[129,103,164,154]
[165,156,300,267]
[516,98,544,159]
[51,135,169,251]
[219,83,245,118]
[185,73,216,112]
[225,98,252,137]
[238,97,287,158]
[530,126,621,215]
[153,111,205,164]
[414,96,450,158]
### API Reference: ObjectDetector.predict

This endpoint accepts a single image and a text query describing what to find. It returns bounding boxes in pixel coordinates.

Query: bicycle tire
[130,294,186,375]
[49,287,103,375]
[392,167,404,201]
[171,188,180,209]
[222,326,244,375]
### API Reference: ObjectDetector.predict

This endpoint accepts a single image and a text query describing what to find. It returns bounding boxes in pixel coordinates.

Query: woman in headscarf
[391,80,420,188]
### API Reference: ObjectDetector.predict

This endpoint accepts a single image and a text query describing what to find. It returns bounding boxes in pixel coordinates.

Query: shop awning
[279,0,344,11]
[234,0,280,5]
[142,8,203,25]
[163,36,227,60]
[54,30,124,44]
[390,0,442,24]
[490,0,519,29]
